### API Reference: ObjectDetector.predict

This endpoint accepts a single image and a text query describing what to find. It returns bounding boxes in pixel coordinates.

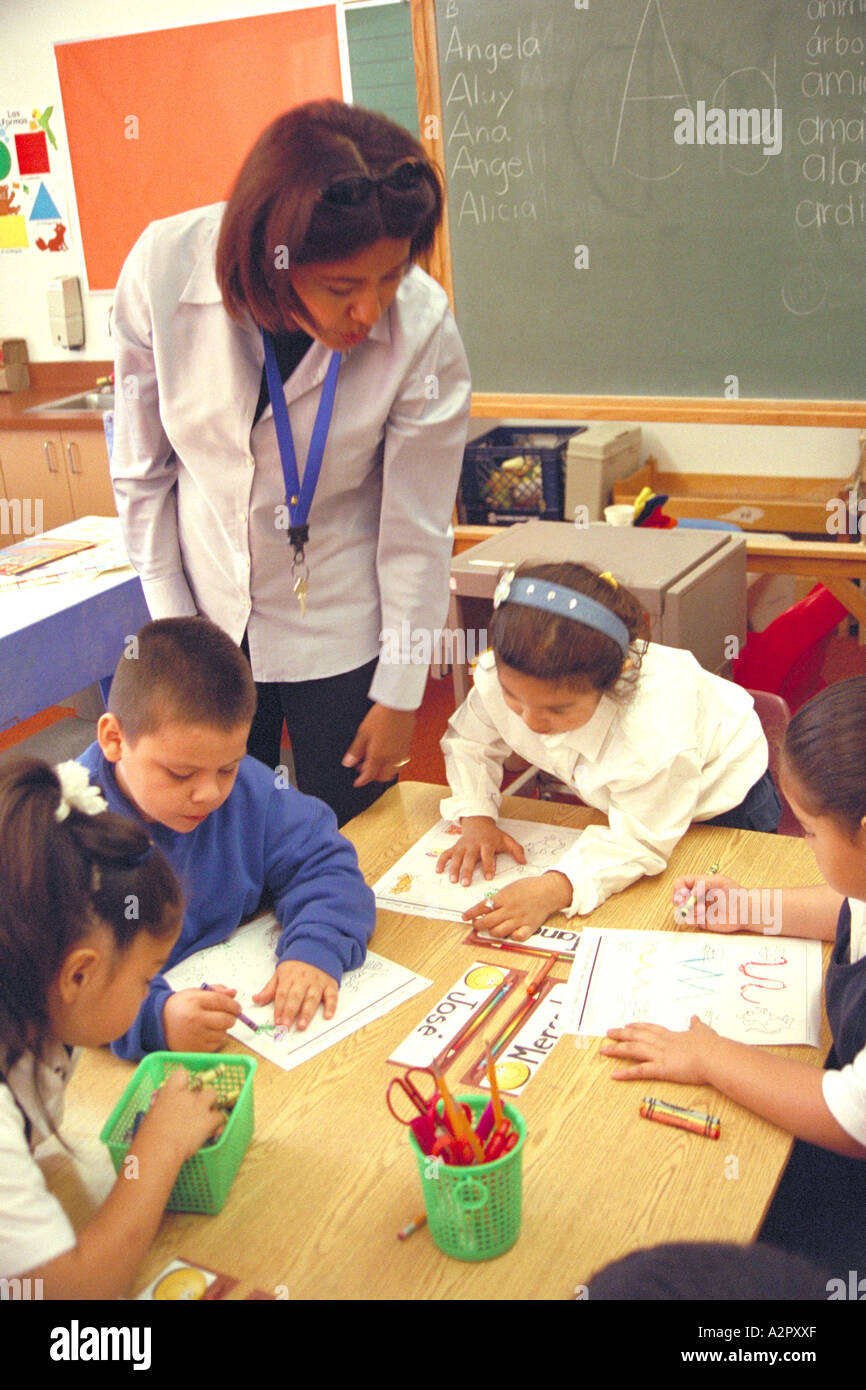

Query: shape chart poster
[0,104,69,255]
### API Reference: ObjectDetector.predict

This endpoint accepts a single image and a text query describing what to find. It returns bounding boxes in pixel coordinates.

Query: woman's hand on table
[601,1014,718,1084]
[462,870,573,941]
[253,960,338,1032]
[342,704,416,786]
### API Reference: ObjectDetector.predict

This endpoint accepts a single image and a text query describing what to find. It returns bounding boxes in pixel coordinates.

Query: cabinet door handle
[66,441,82,475]
[43,441,59,473]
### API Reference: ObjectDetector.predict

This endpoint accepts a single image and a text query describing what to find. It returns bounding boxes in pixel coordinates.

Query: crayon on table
[640,1096,721,1140]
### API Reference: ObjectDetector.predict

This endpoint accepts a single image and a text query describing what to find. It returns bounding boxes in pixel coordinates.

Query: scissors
[386,1068,472,1150]
[484,1123,518,1162]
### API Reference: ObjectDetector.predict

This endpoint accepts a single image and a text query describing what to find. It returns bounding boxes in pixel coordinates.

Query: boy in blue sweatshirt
[78,617,376,1059]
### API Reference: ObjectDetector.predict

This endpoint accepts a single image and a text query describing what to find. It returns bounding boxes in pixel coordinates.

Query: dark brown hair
[489,562,650,695]
[216,100,443,334]
[108,617,257,744]
[0,757,180,1086]
[781,676,866,837]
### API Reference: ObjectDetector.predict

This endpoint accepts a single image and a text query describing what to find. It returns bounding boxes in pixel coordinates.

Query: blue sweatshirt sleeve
[110,976,172,1060]
[263,784,376,983]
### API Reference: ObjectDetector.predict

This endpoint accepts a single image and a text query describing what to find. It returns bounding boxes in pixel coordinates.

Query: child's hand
[435,816,526,886]
[136,1067,225,1164]
[163,985,240,1052]
[253,960,338,1032]
[672,874,747,930]
[600,1014,718,1085]
[463,871,573,940]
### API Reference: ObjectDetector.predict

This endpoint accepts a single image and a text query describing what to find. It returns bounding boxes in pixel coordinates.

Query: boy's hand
[463,871,573,940]
[600,1014,718,1085]
[163,985,240,1052]
[137,1067,226,1164]
[436,816,526,886]
[253,960,338,1032]
[673,874,746,930]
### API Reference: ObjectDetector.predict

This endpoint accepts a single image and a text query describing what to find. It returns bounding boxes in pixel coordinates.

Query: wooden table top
[42,783,826,1301]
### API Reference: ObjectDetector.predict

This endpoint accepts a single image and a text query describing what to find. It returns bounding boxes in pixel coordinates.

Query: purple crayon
[200,981,259,1033]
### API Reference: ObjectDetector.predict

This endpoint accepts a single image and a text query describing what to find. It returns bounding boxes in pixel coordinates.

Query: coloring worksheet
[372,817,583,922]
[560,929,823,1047]
[164,914,431,1072]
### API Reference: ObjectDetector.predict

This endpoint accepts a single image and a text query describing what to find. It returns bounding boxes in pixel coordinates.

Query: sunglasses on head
[319,159,428,208]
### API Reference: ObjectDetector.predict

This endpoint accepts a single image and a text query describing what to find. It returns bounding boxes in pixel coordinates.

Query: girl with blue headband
[437,561,778,939]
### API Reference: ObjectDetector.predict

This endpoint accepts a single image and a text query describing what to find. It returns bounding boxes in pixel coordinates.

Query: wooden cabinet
[58,428,116,520]
[0,425,114,545]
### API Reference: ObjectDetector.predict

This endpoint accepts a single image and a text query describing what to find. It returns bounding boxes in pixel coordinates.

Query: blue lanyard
[261,329,341,560]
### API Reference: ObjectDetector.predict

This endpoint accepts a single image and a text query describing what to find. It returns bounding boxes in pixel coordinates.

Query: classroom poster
[0,104,70,255]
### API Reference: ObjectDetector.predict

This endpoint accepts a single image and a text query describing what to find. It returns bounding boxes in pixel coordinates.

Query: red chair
[733,584,847,708]
[746,688,801,837]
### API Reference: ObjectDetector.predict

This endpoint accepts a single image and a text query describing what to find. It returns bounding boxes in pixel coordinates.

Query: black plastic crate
[459,427,585,525]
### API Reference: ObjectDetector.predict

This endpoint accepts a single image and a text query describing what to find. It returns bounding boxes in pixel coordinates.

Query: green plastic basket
[408,1095,526,1261]
[100,1051,256,1215]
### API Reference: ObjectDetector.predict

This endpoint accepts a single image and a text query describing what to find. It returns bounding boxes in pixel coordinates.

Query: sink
[26,390,115,414]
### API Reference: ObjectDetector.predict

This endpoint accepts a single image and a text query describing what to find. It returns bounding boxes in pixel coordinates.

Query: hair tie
[598,571,618,590]
[53,761,108,822]
[492,570,630,655]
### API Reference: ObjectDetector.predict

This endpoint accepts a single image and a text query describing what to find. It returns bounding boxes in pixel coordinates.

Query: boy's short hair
[108,618,257,742]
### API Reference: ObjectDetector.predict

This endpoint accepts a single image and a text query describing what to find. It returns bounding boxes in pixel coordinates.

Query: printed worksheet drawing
[372,817,583,923]
[560,929,822,1047]
[165,914,431,1072]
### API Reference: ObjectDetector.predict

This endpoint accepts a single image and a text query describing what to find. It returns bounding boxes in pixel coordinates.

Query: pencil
[471,933,571,962]
[441,976,518,1064]
[485,1042,505,1129]
[397,1213,427,1241]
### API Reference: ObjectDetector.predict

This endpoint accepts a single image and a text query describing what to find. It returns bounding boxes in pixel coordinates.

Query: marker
[525,955,556,996]
[201,981,259,1033]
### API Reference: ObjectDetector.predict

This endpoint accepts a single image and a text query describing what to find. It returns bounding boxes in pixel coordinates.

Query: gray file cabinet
[447,521,747,704]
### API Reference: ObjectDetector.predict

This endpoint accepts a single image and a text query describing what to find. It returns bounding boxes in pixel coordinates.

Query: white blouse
[440,644,768,915]
[111,204,471,709]
[822,898,866,1146]
[0,1045,77,1278]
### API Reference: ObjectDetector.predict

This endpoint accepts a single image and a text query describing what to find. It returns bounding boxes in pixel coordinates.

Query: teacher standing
[111,101,471,824]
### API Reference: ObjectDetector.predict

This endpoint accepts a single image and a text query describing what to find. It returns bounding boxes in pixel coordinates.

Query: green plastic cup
[408,1095,526,1261]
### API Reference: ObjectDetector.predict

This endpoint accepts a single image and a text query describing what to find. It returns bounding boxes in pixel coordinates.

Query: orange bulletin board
[54,8,342,292]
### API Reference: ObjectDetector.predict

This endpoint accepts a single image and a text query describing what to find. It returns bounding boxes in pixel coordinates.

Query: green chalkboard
[434,0,866,403]
[346,2,419,136]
